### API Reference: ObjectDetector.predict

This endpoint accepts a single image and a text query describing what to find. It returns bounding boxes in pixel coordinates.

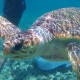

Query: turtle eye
[12,42,23,51]
[12,40,24,51]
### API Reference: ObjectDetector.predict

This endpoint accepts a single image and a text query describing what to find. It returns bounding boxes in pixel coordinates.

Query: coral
[0,59,77,80]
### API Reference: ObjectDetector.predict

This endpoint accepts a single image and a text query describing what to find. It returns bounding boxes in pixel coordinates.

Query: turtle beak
[2,39,23,57]
[2,42,12,57]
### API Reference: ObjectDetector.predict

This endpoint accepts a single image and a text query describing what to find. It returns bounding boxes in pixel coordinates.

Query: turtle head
[68,43,80,78]
[2,35,40,60]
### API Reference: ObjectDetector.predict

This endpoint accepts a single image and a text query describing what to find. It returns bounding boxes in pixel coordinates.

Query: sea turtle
[0,7,80,79]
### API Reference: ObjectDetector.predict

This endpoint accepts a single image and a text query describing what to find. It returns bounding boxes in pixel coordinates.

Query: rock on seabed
[0,59,77,80]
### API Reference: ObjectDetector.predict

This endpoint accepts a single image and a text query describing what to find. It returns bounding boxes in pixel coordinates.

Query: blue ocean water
[19,0,80,30]
[0,0,80,30]
[0,0,80,80]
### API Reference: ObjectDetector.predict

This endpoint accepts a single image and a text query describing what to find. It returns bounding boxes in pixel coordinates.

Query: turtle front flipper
[0,16,23,59]
[68,43,80,80]
[0,16,21,41]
